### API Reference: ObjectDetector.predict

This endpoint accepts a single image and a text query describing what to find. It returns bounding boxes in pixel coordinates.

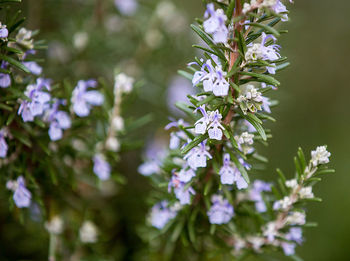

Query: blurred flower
[155,1,187,34]
[71,80,104,117]
[114,73,134,94]
[149,201,179,229]
[22,61,42,75]
[168,176,195,205]
[44,99,71,141]
[249,180,271,212]
[16,28,34,49]
[114,0,138,16]
[144,29,163,49]
[0,128,8,158]
[6,176,32,208]
[104,15,124,33]
[73,31,89,51]
[0,22,8,39]
[45,216,64,235]
[79,221,98,243]
[167,76,195,115]
[219,154,248,189]
[93,154,111,180]
[106,136,120,152]
[207,195,234,224]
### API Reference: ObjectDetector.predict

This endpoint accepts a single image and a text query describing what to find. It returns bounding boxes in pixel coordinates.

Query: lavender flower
[71,80,104,117]
[219,154,248,189]
[0,62,10,88]
[184,141,212,170]
[44,100,71,141]
[6,176,32,208]
[203,4,228,44]
[249,180,271,212]
[281,227,303,256]
[245,33,281,74]
[192,60,229,96]
[0,23,8,38]
[177,167,196,183]
[0,129,8,158]
[22,61,42,75]
[93,154,111,180]
[18,78,51,122]
[194,106,224,140]
[168,176,195,205]
[114,0,138,16]
[207,195,234,224]
[138,160,160,176]
[149,201,179,229]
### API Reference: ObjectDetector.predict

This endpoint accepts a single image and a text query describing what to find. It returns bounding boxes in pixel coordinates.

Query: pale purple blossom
[245,33,281,74]
[93,154,111,180]
[6,176,32,208]
[0,23,8,38]
[44,100,71,141]
[0,129,8,158]
[0,62,10,88]
[114,0,138,16]
[203,4,228,44]
[149,201,178,229]
[281,227,303,256]
[249,180,271,212]
[177,167,196,183]
[23,61,42,75]
[207,195,234,224]
[219,154,248,189]
[194,106,224,140]
[138,160,160,176]
[168,176,195,205]
[18,78,51,122]
[184,141,212,170]
[71,80,104,117]
[191,60,229,96]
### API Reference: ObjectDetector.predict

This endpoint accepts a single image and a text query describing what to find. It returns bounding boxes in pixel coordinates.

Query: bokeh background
[0,0,349,260]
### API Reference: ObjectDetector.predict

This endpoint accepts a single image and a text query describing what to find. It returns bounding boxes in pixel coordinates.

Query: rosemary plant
[140,1,334,260]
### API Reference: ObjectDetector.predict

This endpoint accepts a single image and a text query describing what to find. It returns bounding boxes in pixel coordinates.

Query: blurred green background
[0,0,349,260]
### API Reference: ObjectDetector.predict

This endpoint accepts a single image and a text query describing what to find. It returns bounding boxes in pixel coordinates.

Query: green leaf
[0,103,13,111]
[181,134,208,155]
[3,46,24,54]
[0,54,30,73]
[178,70,193,81]
[239,71,280,86]
[226,0,235,20]
[171,219,185,242]
[0,0,21,3]
[245,22,280,37]
[192,44,226,61]
[241,112,267,141]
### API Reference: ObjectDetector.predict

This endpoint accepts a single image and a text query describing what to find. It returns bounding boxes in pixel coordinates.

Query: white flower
[45,216,64,235]
[286,212,306,225]
[114,73,134,94]
[285,179,298,189]
[106,137,120,152]
[299,186,314,199]
[112,115,124,131]
[311,146,331,166]
[79,221,98,243]
[237,85,264,114]
[235,132,254,145]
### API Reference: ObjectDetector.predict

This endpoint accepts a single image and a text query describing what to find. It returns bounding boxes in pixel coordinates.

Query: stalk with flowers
[140,0,334,260]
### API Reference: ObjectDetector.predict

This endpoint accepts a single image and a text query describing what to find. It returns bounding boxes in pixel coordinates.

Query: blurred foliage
[0,0,349,260]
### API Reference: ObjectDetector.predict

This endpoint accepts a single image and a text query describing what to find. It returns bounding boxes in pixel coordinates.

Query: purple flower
[219,154,248,189]
[0,62,11,88]
[23,61,42,75]
[0,23,8,38]
[0,73,11,88]
[149,201,178,229]
[191,60,229,96]
[271,1,289,21]
[138,160,160,176]
[281,242,296,256]
[6,176,32,208]
[44,100,71,141]
[184,141,212,170]
[207,195,234,224]
[114,0,138,16]
[71,80,104,117]
[168,176,195,205]
[203,4,228,44]
[93,154,111,180]
[18,79,51,122]
[249,180,271,212]
[0,129,8,158]
[177,167,196,183]
[194,106,224,140]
